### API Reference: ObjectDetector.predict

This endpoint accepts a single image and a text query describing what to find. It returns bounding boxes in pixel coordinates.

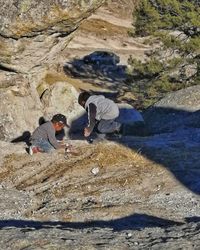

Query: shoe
[108,124,123,138]
[29,146,40,155]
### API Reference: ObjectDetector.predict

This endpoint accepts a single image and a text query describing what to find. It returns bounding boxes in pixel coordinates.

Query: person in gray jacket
[78,92,121,138]
[29,113,70,154]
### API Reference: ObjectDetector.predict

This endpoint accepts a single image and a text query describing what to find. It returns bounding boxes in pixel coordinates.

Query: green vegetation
[128,0,200,109]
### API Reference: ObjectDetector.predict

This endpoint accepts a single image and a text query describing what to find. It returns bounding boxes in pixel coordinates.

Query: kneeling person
[78,92,121,138]
[29,113,70,154]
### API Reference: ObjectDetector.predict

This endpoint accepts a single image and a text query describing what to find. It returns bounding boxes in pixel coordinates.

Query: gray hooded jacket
[85,95,119,121]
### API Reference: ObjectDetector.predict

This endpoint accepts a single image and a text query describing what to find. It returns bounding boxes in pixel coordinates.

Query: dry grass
[36,70,110,97]
[80,18,130,37]
[0,143,155,193]
[1,141,178,221]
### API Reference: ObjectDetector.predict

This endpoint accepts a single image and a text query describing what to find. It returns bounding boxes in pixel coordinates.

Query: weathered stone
[117,103,146,136]
[0,75,42,141]
[0,0,105,73]
[117,103,144,124]
[153,85,200,112]
[41,81,86,133]
[143,85,200,134]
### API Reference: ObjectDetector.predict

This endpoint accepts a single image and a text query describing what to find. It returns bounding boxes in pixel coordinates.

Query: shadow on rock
[11,131,31,146]
[0,213,184,231]
[63,50,127,88]
[69,106,200,195]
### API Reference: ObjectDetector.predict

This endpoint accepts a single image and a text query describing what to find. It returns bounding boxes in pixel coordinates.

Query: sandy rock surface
[0,1,200,249]
[0,129,200,249]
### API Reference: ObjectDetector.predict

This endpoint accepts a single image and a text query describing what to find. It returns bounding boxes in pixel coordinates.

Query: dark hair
[78,91,91,106]
[51,113,70,127]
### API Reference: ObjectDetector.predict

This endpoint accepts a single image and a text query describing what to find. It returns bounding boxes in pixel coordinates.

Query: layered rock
[0,0,105,73]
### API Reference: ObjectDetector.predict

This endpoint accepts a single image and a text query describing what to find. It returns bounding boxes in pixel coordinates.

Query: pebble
[91,167,99,175]
[126,232,132,238]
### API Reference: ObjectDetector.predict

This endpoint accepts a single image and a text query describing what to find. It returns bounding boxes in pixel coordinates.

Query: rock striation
[0,0,105,73]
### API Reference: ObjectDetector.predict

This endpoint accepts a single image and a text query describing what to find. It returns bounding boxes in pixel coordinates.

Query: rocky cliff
[0,0,104,72]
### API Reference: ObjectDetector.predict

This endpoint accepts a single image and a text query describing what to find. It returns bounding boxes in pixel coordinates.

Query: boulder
[143,85,200,134]
[152,85,200,112]
[41,81,86,135]
[117,103,146,136]
[0,76,43,141]
[117,103,144,124]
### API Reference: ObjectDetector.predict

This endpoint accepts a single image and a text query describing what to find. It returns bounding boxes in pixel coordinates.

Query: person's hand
[84,127,92,137]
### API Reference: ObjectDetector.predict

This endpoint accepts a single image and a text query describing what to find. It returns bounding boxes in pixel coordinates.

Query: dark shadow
[63,51,128,89]
[10,131,31,146]
[68,105,200,195]
[56,129,66,141]
[0,213,183,231]
[10,117,47,146]
[38,116,46,125]
[185,217,200,223]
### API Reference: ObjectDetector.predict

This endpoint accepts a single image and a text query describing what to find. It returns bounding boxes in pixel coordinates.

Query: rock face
[0,0,105,140]
[143,85,200,134]
[152,85,200,112]
[0,0,105,73]
[40,81,85,133]
[0,74,43,140]
[0,138,199,249]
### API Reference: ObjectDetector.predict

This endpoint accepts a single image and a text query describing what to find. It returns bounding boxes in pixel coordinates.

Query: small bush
[127,0,200,109]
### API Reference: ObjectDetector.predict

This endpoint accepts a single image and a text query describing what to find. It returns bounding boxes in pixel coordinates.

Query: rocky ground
[0,131,200,249]
[0,2,200,250]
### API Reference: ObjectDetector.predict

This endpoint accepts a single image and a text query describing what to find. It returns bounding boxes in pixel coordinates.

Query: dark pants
[94,119,121,134]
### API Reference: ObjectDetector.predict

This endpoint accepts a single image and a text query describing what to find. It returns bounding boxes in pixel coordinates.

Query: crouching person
[29,113,70,155]
[78,91,121,138]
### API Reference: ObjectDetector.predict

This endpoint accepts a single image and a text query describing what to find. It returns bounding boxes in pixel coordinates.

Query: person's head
[51,113,70,131]
[78,91,91,108]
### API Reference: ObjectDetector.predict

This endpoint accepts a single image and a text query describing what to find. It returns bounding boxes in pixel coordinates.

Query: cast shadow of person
[11,131,31,146]
[0,213,184,231]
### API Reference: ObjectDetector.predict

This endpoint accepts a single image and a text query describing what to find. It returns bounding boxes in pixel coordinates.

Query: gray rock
[153,85,200,112]
[143,85,200,134]
[0,0,105,73]
[118,103,144,124]
[118,103,146,136]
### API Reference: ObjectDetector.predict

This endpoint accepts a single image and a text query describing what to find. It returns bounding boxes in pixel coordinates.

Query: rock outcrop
[143,85,200,134]
[0,0,105,73]
[0,0,105,140]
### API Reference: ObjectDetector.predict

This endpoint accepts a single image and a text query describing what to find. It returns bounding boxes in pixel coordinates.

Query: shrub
[127,0,200,109]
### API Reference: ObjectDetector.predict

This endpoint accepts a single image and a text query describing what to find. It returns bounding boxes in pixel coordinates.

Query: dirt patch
[80,18,130,37]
